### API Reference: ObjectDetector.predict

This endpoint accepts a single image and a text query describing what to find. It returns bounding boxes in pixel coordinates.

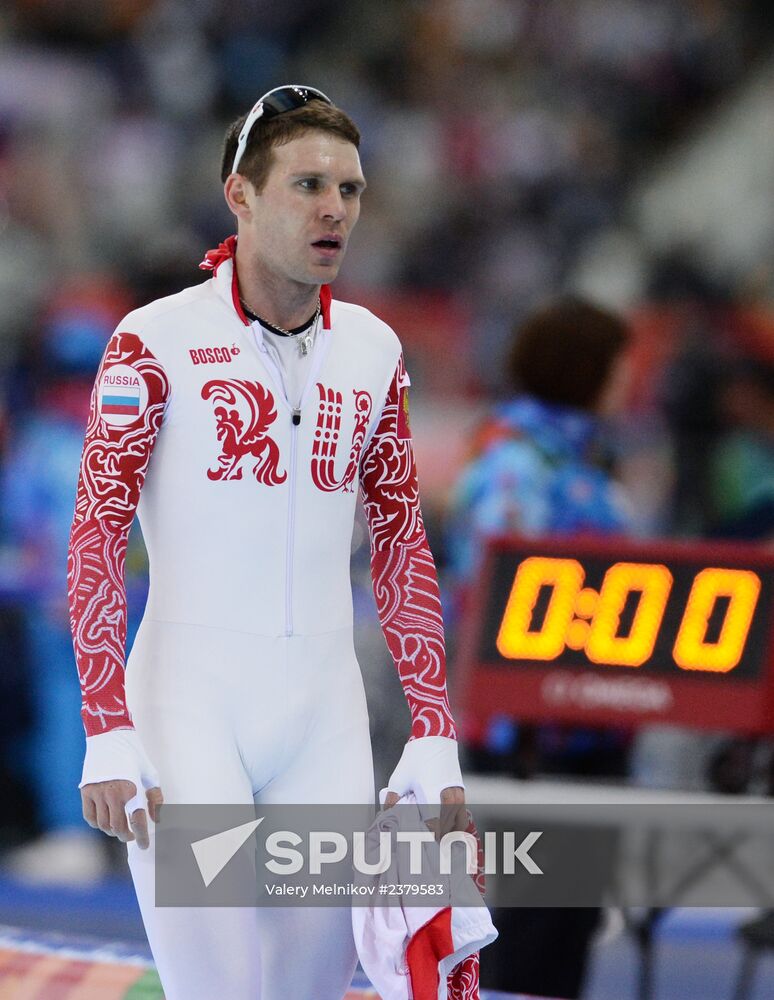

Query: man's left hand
[384,784,467,838]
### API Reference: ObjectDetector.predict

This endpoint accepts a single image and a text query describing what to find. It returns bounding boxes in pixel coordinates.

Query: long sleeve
[67,330,169,737]
[359,354,456,740]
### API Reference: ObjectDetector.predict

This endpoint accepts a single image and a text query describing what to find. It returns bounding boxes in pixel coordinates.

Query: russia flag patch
[98,364,149,427]
[101,390,141,416]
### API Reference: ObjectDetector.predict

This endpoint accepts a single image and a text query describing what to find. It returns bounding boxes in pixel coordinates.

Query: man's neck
[235,241,319,330]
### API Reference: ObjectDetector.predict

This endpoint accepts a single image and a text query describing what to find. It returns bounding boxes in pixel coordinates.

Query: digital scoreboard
[454,536,774,733]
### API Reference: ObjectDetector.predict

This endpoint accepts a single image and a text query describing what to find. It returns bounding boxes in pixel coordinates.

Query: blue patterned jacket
[447,395,632,582]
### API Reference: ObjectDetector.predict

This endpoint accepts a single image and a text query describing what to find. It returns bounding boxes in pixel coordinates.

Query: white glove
[382,735,464,805]
[80,728,161,822]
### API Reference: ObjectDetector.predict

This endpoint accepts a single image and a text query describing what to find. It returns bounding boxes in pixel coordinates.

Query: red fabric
[359,356,456,739]
[199,235,238,274]
[406,908,454,1000]
[199,235,249,325]
[68,332,169,735]
[407,905,483,1000]
[446,811,486,999]
[230,263,250,325]
[448,953,480,1000]
[320,283,332,329]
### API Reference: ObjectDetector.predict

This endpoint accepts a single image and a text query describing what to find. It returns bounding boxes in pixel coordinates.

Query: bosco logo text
[190,345,238,365]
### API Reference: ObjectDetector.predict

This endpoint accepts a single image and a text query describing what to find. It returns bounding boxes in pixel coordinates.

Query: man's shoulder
[116,280,213,339]
[330,297,400,348]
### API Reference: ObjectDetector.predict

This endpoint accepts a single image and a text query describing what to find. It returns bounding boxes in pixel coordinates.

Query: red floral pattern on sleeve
[68,332,169,736]
[359,355,456,740]
[447,811,486,999]
[448,954,480,1000]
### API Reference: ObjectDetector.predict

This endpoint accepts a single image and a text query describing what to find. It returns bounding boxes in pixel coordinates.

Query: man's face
[242,130,366,286]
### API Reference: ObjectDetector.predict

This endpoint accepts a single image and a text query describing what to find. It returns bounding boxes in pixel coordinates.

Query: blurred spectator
[0,280,131,883]
[449,299,630,570]
[446,298,634,998]
[709,360,774,540]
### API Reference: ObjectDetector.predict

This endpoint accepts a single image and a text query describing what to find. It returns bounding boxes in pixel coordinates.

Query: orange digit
[673,568,761,673]
[586,563,673,667]
[496,557,585,660]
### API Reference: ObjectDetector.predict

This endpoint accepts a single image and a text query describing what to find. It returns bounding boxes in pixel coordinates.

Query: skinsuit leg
[126,622,373,1000]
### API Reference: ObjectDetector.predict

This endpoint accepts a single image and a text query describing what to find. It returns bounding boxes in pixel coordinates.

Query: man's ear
[224,174,253,220]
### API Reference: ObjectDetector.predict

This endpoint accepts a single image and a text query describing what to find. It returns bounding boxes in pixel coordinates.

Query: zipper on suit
[285,416,299,635]
[253,316,329,636]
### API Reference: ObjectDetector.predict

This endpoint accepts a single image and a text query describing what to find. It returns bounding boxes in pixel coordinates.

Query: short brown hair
[220,100,360,192]
[508,298,629,410]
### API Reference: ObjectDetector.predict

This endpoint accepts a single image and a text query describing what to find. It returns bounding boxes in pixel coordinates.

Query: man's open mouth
[313,238,341,249]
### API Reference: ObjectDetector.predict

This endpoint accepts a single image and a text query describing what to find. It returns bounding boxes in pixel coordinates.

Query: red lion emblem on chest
[202,379,286,485]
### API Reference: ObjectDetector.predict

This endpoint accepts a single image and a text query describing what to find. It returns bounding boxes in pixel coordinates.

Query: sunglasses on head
[231,85,333,174]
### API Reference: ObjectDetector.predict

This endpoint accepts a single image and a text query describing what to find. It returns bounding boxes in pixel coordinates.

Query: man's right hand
[79,728,163,850]
[81,780,163,849]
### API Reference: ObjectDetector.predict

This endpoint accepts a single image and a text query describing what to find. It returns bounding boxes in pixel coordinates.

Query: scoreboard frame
[453,535,774,734]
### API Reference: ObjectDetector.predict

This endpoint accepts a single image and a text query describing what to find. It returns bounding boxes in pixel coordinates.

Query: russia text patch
[98,363,149,427]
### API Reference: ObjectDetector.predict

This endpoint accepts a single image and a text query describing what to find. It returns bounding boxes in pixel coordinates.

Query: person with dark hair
[448,298,632,584]
[507,298,630,411]
[67,87,473,998]
[447,298,634,999]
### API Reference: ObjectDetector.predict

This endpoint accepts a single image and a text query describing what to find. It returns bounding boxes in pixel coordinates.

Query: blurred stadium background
[0,1,773,997]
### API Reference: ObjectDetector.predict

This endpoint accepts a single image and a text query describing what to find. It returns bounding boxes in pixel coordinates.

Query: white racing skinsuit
[67,238,475,999]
